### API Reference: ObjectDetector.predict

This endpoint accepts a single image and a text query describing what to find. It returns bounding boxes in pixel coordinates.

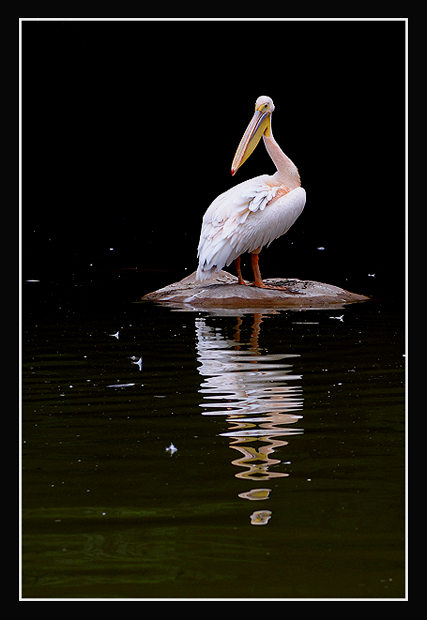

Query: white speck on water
[368,273,376,277]
[166,443,178,456]
[106,382,136,388]
[317,246,325,250]
[132,357,143,371]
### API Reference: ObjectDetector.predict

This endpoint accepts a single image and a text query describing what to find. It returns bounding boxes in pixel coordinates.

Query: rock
[141,270,369,310]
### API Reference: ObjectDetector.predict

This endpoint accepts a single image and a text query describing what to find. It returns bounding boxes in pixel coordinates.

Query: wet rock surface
[141,270,369,310]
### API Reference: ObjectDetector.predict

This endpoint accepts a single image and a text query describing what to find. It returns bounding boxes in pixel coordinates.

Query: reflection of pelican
[197,96,306,290]
[196,315,303,493]
[250,510,272,526]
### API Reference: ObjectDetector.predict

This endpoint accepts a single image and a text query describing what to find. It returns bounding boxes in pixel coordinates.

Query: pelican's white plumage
[197,176,305,280]
[196,96,306,289]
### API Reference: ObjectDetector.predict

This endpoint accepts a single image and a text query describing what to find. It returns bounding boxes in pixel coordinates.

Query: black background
[22,20,406,301]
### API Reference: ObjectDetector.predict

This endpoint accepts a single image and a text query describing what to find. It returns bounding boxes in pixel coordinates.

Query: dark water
[21,278,406,599]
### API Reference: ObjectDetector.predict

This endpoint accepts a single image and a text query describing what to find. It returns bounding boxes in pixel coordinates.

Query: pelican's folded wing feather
[196,175,305,281]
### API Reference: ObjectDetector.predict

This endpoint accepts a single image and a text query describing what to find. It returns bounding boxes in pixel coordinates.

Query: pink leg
[250,253,299,293]
[250,253,266,288]
[234,256,248,285]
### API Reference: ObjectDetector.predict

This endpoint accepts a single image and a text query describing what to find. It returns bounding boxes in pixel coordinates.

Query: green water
[21,282,405,598]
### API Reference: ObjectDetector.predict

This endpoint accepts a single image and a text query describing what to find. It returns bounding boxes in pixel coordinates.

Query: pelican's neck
[263,130,301,189]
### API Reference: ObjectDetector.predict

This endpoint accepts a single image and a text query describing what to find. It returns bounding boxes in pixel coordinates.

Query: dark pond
[21,276,406,599]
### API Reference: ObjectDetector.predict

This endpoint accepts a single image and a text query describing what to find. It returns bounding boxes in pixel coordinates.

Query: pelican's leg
[234,256,248,285]
[250,252,266,288]
[250,252,299,293]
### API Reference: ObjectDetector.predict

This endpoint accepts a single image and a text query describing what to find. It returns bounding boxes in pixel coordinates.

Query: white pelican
[196,96,306,290]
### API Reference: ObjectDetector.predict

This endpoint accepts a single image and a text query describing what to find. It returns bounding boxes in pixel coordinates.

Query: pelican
[196,96,306,290]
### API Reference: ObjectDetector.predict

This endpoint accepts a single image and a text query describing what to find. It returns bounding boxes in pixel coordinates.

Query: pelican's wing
[197,176,270,279]
[197,176,305,281]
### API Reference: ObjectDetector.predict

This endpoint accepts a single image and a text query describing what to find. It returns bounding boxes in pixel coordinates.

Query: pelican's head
[231,96,275,176]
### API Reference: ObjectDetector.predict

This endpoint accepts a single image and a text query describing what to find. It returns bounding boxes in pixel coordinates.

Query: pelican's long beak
[231,107,271,176]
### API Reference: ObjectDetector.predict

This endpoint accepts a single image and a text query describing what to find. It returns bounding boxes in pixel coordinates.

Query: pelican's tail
[196,263,217,282]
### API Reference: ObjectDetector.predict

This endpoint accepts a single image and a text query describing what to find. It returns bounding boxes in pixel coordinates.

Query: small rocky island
[141,270,369,310]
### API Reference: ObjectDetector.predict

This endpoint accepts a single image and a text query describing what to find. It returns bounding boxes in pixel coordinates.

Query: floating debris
[131,357,143,371]
[329,315,344,322]
[368,273,376,277]
[106,382,135,388]
[165,443,178,456]
[109,331,120,339]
